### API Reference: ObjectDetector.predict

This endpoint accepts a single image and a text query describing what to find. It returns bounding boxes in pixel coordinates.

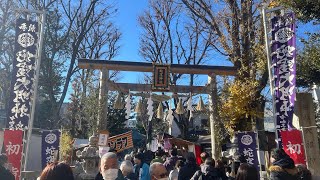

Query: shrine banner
[3,130,24,180]
[7,18,39,130]
[41,130,61,169]
[271,13,296,147]
[237,132,259,170]
[280,129,306,165]
[107,131,133,152]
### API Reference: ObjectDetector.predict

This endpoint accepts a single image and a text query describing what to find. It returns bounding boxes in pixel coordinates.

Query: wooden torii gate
[78,58,237,159]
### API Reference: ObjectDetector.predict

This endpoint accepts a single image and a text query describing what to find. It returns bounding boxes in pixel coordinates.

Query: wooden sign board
[152,64,170,91]
[107,131,133,152]
[98,130,109,146]
[295,93,320,176]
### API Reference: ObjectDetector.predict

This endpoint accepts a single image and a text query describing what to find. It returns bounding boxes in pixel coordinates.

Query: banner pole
[301,127,310,169]
[261,7,279,148]
[23,10,46,172]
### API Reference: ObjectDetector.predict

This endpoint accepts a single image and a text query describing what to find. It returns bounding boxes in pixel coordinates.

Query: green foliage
[60,130,73,163]
[296,35,320,87]
[279,0,320,22]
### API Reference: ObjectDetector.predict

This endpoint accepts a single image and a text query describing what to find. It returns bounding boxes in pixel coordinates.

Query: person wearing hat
[0,154,15,180]
[269,148,299,180]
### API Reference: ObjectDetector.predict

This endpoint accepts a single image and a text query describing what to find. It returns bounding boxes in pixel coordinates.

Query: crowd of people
[0,148,314,180]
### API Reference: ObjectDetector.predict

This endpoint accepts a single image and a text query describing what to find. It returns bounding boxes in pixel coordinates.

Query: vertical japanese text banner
[271,13,296,147]
[3,130,24,180]
[237,132,259,170]
[7,18,39,130]
[41,130,61,169]
[280,129,306,165]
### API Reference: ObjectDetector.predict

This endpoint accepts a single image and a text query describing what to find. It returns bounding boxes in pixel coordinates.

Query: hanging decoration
[147,95,154,121]
[135,98,142,114]
[113,93,123,109]
[187,95,193,120]
[167,105,174,127]
[125,93,131,119]
[175,98,184,115]
[196,96,206,112]
[157,102,164,119]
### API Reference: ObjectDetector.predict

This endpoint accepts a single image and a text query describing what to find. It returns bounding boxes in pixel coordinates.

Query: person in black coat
[268,148,299,180]
[178,152,200,180]
[0,154,15,180]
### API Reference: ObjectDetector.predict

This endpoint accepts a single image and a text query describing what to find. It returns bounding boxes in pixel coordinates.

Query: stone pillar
[208,73,220,160]
[98,69,109,130]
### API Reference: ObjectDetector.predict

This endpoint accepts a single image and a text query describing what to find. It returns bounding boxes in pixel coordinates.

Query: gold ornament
[196,96,206,112]
[175,98,184,115]
[157,102,164,119]
[135,99,142,114]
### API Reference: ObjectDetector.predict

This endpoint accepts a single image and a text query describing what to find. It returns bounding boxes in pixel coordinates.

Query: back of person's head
[0,154,8,166]
[215,159,224,169]
[175,160,185,169]
[120,160,134,176]
[186,152,196,163]
[155,150,162,157]
[200,152,210,163]
[271,148,289,161]
[170,148,178,156]
[39,162,74,180]
[235,163,258,180]
[205,157,215,167]
[124,154,132,161]
[296,164,312,180]
[134,152,144,162]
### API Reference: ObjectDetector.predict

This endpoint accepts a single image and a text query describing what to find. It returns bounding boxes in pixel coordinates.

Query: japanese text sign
[7,18,39,130]
[4,130,24,180]
[107,131,133,152]
[271,13,296,147]
[152,64,170,91]
[41,130,61,169]
[237,132,259,170]
[280,129,306,165]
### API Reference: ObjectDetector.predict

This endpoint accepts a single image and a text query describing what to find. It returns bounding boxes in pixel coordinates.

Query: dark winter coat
[269,157,299,180]
[164,156,179,172]
[178,162,200,180]
[0,165,15,180]
[124,172,138,180]
[191,165,223,180]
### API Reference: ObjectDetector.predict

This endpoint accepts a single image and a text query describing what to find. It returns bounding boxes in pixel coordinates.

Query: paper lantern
[157,102,164,119]
[175,98,184,115]
[196,96,206,112]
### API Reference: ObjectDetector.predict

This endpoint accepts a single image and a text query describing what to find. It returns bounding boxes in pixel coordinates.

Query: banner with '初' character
[237,132,259,170]
[3,130,24,180]
[280,129,306,165]
[41,130,61,169]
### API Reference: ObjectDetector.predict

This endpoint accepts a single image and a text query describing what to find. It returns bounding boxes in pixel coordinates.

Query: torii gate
[78,58,237,159]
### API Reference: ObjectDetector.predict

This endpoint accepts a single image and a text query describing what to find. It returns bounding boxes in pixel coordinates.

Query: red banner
[3,130,24,180]
[280,129,306,165]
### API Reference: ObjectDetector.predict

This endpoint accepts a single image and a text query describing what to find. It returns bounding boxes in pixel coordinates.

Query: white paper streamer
[125,94,132,119]
[147,95,154,121]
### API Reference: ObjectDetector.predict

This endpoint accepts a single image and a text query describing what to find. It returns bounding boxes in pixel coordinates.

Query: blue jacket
[134,163,150,180]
